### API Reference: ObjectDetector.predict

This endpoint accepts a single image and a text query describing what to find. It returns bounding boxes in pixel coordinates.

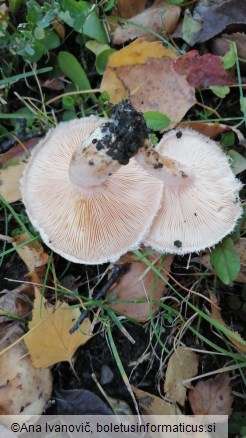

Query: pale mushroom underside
[145,129,243,254]
[21,118,163,264]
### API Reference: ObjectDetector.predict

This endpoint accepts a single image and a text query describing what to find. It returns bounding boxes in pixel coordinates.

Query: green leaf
[220,131,235,149]
[96,49,116,74]
[82,6,108,43]
[221,42,237,69]
[209,85,230,99]
[8,0,24,14]
[240,97,246,117]
[43,29,60,50]
[144,111,170,131]
[228,150,246,175]
[210,237,241,285]
[182,10,202,45]
[103,0,115,11]
[60,0,108,43]
[86,40,110,57]
[58,51,91,91]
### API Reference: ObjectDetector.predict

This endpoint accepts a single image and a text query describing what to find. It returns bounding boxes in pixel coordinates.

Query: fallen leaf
[0,161,25,203]
[173,50,235,87]
[24,293,91,367]
[113,2,180,44]
[173,0,246,46]
[164,347,199,406]
[179,121,245,145]
[55,388,113,415]
[43,77,65,90]
[12,232,49,286]
[101,39,196,125]
[0,326,52,419]
[0,137,40,164]
[188,374,233,416]
[211,33,246,74]
[209,292,246,353]
[0,137,40,202]
[0,284,33,324]
[113,0,146,19]
[131,385,182,415]
[107,255,173,322]
[13,233,49,273]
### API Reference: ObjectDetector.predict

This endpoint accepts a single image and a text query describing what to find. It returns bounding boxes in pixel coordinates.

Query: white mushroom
[21,103,163,264]
[135,128,243,254]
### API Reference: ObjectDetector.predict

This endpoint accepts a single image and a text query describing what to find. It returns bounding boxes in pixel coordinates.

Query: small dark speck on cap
[88,159,94,166]
[92,138,97,144]
[194,213,197,216]
[174,240,182,248]
[176,131,182,139]
[49,240,52,243]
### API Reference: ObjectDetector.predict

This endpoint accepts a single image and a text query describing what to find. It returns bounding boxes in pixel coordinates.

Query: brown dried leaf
[13,233,49,273]
[210,292,246,353]
[24,294,91,367]
[0,284,33,324]
[0,326,52,418]
[179,121,245,144]
[188,374,233,416]
[211,33,246,74]
[164,347,199,406]
[113,2,180,44]
[174,0,246,45]
[107,255,173,322]
[131,385,182,415]
[101,39,196,125]
[113,0,146,19]
[12,232,49,287]
[43,77,65,90]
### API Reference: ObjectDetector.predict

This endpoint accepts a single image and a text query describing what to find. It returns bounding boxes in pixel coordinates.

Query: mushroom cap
[145,128,243,254]
[21,117,163,264]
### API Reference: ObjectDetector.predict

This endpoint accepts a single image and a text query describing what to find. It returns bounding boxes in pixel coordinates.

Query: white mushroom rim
[21,116,163,265]
[142,128,243,254]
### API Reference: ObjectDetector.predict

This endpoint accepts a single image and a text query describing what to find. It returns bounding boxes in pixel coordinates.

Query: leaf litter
[24,293,92,368]
[101,39,196,125]
[0,0,246,424]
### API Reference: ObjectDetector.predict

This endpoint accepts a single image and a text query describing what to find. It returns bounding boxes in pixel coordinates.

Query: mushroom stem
[68,101,149,188]
[69,126,121,187]
[136,140,195,188]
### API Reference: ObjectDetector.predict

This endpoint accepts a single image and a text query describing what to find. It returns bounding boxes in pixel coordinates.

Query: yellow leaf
[106,38,176,68]
[164,347,199,406]
[24,294,91,367]
[131,385,182,415]
[12,232,49,287]
[13,233,49,273]
[0,161,24,203]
